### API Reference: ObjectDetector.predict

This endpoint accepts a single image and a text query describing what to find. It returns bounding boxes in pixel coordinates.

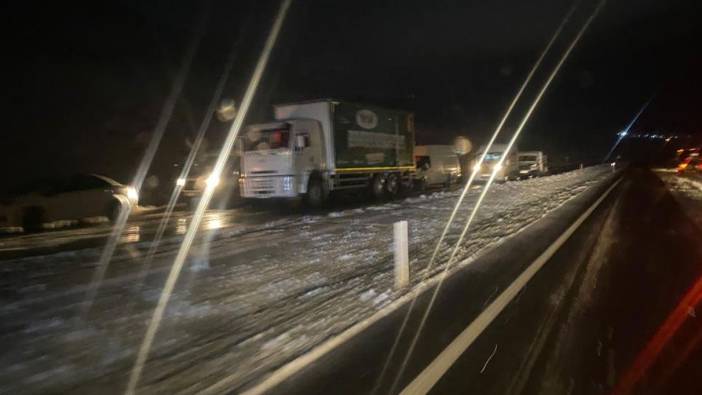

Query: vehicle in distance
[414,145,462,189]
[239,99,416,206]
[177,149,242,209]
[0,174,138,232]
[518,151,548,178]
[676,153,702,175]
[471,144,519,182]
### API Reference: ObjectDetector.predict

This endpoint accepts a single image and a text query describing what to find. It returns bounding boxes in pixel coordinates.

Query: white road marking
[399,177,622,395]
[480,344,499,374]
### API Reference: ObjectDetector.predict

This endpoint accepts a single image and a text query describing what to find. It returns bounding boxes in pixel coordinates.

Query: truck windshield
[244,127,290,151]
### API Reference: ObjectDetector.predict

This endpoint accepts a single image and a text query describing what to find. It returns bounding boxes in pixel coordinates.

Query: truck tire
[22,206,45,233]
[305,176,328,208]
[385,173,400,197]
[371,174,386,200]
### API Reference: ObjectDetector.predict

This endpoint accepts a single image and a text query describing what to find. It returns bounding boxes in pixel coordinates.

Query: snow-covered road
[0,166,614,394]
[655,169,702,229]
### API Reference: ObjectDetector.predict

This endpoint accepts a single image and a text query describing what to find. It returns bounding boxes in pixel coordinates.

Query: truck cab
[239,120,324,198]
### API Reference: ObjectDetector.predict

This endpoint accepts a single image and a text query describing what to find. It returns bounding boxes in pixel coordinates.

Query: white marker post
[394,220,409,289]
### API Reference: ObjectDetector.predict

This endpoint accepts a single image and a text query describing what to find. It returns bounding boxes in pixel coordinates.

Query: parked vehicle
[0,174,138,232]
[414,145,462,189]
[176,149,242,209]
[470,144,519,182]
[517,151,549,178]
[239,99,416,206]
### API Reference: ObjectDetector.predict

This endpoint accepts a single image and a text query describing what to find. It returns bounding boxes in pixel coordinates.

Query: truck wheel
[22,206,45,233]
[385,173,400,197]
[305,177,328,207]
[371,174,386,200]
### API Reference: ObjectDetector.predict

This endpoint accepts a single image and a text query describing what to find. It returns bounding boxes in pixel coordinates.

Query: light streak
[603,96,653,162]
[611,273,702,395]
[389,1,606,392]
[124,1,292,393]
[133,39,238,294]
[371,2,578,392]
[79,10,206,317]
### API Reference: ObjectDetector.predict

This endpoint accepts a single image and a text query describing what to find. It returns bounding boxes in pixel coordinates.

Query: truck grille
[246,178,276,194]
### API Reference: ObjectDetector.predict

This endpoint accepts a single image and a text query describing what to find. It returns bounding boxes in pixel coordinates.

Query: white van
[414,145,462,189]
[471,144,519,182]
[518,151,548,178]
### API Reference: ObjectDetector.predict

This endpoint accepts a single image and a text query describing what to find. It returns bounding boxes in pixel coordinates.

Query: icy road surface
[0,166,613,394]
[655,169,702,229]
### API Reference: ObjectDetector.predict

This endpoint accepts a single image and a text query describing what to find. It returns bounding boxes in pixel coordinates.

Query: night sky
[3,0,701,192]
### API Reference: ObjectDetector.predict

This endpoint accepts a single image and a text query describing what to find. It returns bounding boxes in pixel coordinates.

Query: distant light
[665,137,672,143]
[176,178,186,187]
[610,162,616,167]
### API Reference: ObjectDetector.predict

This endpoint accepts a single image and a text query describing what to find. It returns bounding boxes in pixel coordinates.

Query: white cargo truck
[414,145,462,189]
[239,99,416,206]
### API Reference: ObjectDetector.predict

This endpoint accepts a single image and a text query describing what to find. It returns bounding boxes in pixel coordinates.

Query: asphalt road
[1,169,615,394]
[260,167,702,395]
[4,167,700,394]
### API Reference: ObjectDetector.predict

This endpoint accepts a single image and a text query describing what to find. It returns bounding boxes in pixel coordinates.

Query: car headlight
[473,163,481,172]
[126,187,139,202]
[206,174,220,188]
[494,162,503,171]
[176,177,186,187]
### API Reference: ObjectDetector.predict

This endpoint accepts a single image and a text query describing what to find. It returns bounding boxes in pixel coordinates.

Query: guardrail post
[394,220,409,289]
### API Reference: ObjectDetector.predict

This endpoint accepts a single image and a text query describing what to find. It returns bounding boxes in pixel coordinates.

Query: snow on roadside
[0,166,614,394]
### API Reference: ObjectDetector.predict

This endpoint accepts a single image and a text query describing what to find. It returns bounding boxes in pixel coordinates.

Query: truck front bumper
[240,176,299,198]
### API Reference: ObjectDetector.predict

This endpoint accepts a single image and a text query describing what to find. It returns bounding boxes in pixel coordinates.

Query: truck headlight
[282,176,294,192]
[494,163,503,171]
[126,187,139,203]
[176,177,186,187]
